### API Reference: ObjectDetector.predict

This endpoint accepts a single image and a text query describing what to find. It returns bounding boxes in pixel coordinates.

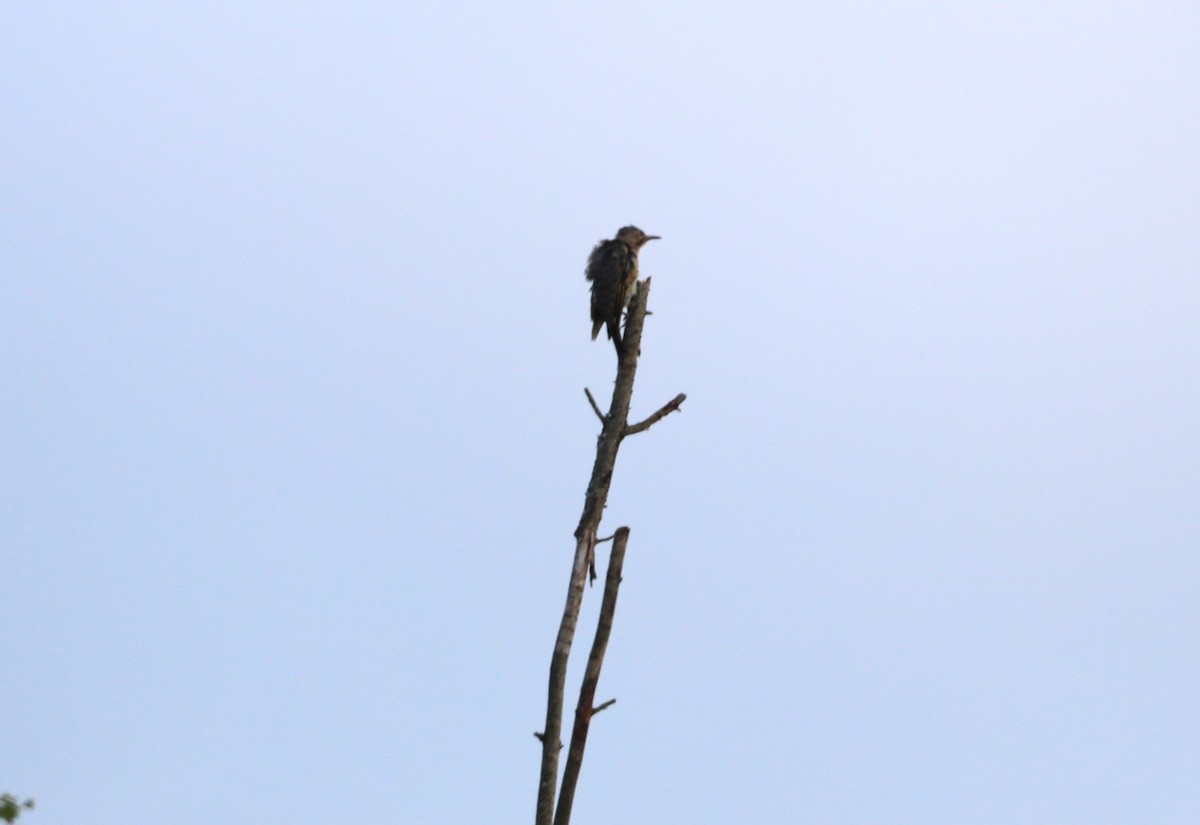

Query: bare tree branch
[592,699,616,715]
[554,528,630,825]
[536,277,685,825]
[625,392,687,436]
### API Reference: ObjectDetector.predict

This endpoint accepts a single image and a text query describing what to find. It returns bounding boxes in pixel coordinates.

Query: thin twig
[583,387,606,423]
[625,393,687,436]
[592,699,616,715]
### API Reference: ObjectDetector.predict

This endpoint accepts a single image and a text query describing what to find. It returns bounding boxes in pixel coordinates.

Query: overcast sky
[3,3,1198,824]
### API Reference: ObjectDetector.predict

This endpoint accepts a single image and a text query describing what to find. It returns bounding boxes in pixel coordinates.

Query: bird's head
[616,225,661,249]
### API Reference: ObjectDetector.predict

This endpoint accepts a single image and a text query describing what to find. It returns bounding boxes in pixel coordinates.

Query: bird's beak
[644,235,661,242]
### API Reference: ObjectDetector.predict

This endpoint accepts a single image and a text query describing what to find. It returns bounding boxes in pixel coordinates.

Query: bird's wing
[584,240,612,283]
[586,240,621,323]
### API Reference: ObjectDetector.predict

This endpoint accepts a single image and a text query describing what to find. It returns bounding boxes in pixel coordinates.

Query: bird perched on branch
[585,226,660,357]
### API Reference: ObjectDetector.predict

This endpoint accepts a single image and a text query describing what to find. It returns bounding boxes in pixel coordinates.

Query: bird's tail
[591,319,604,340]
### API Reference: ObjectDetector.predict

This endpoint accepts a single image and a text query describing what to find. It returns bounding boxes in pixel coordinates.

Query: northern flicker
[585,226,660,357]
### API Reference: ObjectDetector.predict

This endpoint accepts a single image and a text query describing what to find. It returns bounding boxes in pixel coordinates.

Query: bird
[585,226,660,357]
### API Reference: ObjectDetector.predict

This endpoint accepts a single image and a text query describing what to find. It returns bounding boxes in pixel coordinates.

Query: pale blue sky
[3,3,1198,823]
